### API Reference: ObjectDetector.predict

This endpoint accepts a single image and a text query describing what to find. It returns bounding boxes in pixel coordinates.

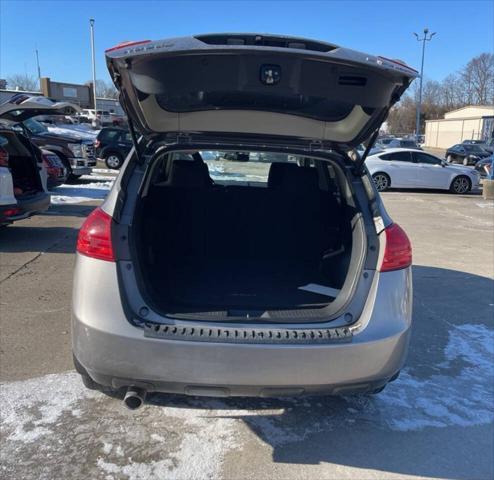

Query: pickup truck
[20,118,96,179]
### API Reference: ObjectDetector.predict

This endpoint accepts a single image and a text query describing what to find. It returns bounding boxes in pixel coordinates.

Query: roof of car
[368,147,426,156]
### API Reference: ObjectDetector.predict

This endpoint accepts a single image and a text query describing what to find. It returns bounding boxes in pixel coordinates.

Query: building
[0,76,124,116]
[425,106,494,149]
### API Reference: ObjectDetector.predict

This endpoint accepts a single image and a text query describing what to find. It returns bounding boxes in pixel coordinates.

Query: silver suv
[72,34,416,409]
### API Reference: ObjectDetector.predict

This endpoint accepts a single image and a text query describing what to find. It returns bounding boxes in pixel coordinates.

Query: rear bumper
[0,192,50,224]
[72,256,413,396]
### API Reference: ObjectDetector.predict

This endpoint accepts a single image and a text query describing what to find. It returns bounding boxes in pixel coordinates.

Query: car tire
[463,157,469,166]
[446,155,453,163]
[450,175,471,194]
[104,152,123,169]
[372,172,390,192]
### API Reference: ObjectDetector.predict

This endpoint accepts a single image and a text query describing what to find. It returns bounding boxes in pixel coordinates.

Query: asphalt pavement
[0,174,493,480]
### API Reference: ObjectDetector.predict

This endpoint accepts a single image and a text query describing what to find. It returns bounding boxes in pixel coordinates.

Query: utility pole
[89,18,97,111]
[35,48,41,90]
[413,28,436,140]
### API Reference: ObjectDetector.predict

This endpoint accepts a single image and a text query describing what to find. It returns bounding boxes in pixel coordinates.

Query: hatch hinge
[176,132,192,145]
[309,140,323,152]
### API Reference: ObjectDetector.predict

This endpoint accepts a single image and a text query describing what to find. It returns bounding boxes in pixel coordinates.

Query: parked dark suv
[21,117,96,179]
[95,127,132,169]
[446,143,490,166]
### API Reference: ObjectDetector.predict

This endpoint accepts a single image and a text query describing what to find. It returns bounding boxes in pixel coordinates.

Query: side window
[381,152,413,162]
[414,152,441,165]
[123,133,132,142]
[100,130,120,142]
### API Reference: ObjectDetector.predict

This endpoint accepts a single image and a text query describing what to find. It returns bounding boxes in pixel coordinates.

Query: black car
[94,127,132,169]
[474,155,494,177]
[445,143,490,166]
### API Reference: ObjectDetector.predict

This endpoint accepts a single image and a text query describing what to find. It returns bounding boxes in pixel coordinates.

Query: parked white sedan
[366,148,480,194]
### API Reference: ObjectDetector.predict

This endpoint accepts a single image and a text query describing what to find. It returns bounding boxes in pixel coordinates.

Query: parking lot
[0,169,493,480]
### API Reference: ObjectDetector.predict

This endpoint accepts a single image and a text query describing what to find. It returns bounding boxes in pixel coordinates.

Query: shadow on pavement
[144,265,493,479]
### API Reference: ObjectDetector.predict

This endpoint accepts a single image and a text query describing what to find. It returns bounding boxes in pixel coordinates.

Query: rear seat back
[147,160,338,266]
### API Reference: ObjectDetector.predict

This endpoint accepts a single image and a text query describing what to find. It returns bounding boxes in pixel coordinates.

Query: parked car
[78,109,113,126]
[109,113,127,127]
[475,154,494,177]
[73,33,418,407]
[367,148,480,193]
[0,95,78,225]
[95,127,132,169]
[378,137,421,149]
[41,149,68,188]
[20,116,96,179]
[446,143,490,166]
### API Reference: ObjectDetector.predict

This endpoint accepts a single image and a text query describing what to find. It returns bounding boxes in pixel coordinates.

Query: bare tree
[6,74,39,92]
[463,53,494,105]
[87,79,118,99]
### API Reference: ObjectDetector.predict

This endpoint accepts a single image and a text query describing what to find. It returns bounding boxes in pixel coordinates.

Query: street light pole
[89,18,97,112]
[414,28,436,140]
[35,48,41,90]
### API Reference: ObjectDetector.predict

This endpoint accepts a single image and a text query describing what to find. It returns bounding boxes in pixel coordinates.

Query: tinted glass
[380,151,413,162]
[99,129,121,142]
[464,145,484,153]
[400,140,418,148]
[414,152,441,165]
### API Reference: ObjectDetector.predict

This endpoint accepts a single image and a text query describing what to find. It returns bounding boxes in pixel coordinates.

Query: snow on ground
[49,178,114,204]
[1,323,492,479]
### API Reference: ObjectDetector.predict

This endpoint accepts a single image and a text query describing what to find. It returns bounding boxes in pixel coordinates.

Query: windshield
[23,118,48,135]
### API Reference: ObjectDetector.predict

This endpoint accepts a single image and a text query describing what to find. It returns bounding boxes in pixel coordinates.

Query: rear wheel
[372,172,390,192]
[450,175,471,194]
[104,152,123,169]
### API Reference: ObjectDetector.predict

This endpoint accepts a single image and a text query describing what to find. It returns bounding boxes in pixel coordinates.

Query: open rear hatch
[106,33,417,153]
[106,34,417,323]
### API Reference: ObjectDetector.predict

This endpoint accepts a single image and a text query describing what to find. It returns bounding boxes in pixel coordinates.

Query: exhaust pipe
[123,386,147,410]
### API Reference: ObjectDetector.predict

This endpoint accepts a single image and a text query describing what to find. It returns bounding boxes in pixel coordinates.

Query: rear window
[169,151,301,185]
[98,129,122,142]
[400,140,418,148]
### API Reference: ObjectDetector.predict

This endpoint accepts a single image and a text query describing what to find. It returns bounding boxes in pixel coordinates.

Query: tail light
[2,207,20,217]
[0,147,9,167]
[380,223,412,272]
[76,208,115,261]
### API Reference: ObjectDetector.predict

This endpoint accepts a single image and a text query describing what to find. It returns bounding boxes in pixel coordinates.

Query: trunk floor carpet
[148,259,336,313]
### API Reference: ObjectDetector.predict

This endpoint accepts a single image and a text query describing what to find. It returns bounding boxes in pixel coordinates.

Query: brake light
[105,40,151,53]
[2,207,20,217]
[76,208,115,261]
[0,147,8,167]
[380,223,412,272]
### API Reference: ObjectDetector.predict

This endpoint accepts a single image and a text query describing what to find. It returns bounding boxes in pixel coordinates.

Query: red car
[41,149,68,189]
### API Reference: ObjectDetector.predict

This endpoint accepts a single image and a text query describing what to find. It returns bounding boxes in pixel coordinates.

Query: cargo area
[134,151,361,319]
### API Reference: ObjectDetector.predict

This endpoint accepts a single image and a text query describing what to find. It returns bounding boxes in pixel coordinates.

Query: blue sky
[1,0,493,86]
